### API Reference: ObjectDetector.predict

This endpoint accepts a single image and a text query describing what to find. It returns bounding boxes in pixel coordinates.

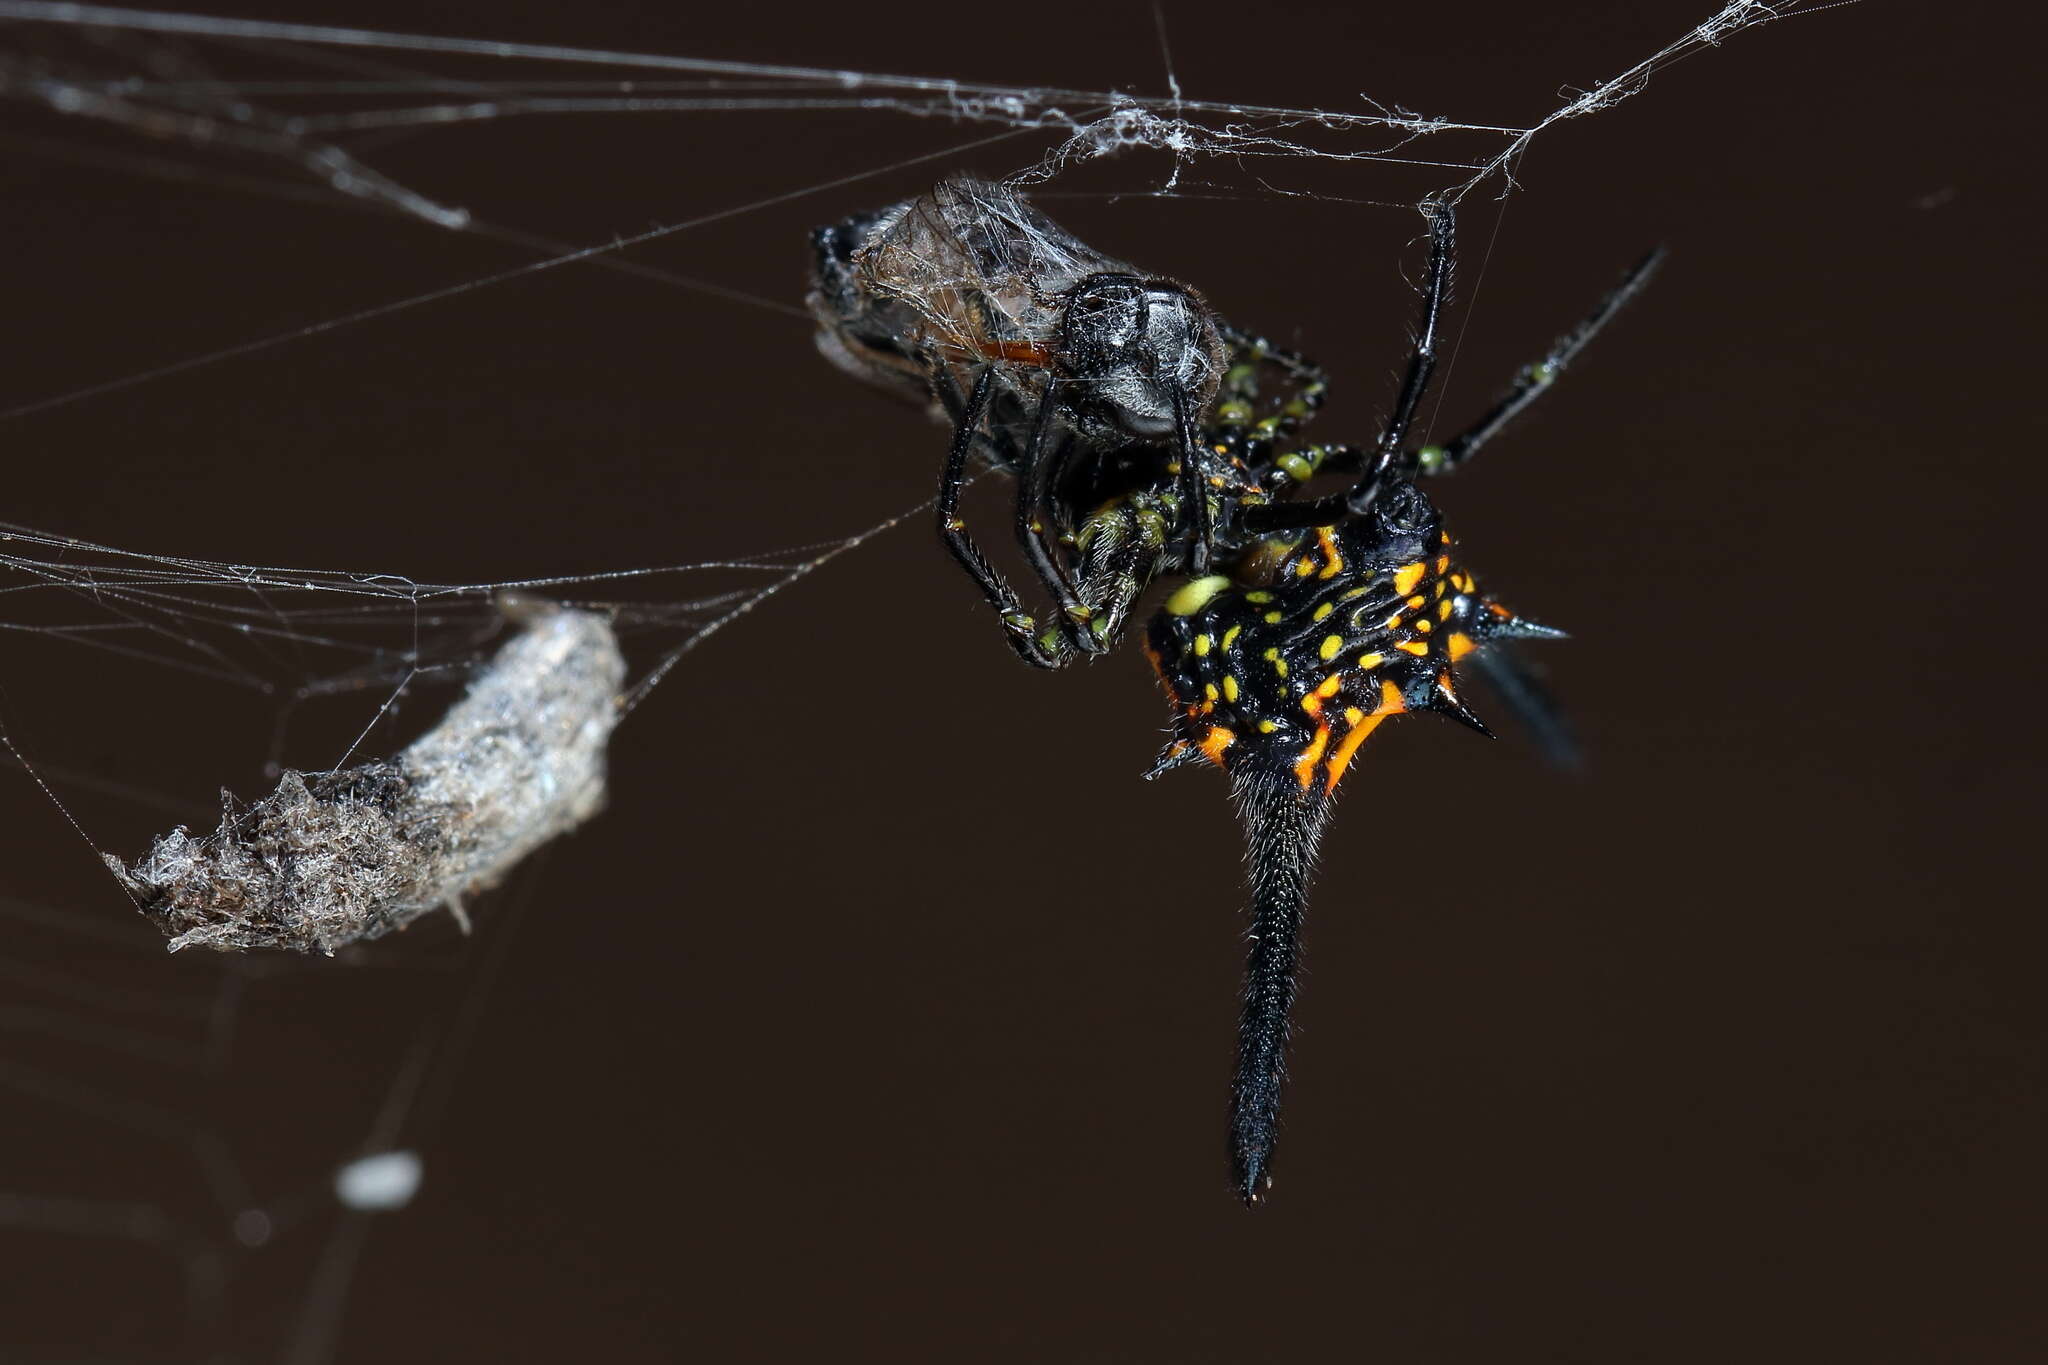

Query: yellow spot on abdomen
[1166,575,1232,616]
[1397,639,1430,656]
[1319,634,1343,661]
[1393,561,1427,596]
[1448,631,1476,661]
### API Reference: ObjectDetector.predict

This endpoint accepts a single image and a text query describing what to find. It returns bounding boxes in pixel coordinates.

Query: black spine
[1228,767,1331,1205]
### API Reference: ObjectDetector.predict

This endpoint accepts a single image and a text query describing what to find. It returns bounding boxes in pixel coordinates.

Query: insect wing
[859,178,1134,369]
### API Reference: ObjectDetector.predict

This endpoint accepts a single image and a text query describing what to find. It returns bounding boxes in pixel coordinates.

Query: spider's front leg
[1203,328,1336,547]
[1244,220,1665,542]
[1236,202,1457,537]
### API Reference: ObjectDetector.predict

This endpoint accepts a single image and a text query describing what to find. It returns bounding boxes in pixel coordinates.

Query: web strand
[0,2,1837,1354]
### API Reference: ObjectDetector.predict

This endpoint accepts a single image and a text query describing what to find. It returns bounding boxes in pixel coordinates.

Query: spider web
[0,2,1828,1358]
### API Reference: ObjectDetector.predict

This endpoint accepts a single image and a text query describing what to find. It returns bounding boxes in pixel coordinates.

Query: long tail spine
[1228,767,1331,1205]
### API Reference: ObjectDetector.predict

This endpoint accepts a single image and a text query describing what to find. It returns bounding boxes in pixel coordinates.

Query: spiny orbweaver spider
[810,178,1660,1203]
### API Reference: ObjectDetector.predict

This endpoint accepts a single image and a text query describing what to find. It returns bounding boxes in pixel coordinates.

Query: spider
[811,180,1662,1202]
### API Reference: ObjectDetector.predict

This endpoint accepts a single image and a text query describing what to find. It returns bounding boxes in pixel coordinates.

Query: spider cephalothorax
[810,181,1661,1203]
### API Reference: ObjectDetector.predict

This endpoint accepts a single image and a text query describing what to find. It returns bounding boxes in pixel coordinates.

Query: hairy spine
[1228,766,1330,1204]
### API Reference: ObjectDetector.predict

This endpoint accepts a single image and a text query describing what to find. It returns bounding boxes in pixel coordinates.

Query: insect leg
[938,367,1067,669]
[1010,379,1110,653]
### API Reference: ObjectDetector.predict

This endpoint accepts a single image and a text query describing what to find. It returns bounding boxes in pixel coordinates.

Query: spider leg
[1213,323,1329,441]
[937,367,1067,669]
[1177,389,1218,573]
[1240,223,1664,538]
[1235,202,1456,535]
[1063,485,1177,659]
[1208,330,1331,546]
[1412,244,1665,478]
[1256,442,1372,492]
[1348,199,1454,510]
[1231,443,1377,536]
[1465,644,1581,770]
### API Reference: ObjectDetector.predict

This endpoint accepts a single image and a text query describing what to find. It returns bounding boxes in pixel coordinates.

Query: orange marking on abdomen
[1292,726,1332,788]
[1323,714,1387,792]
[1315,526,1344,579]
[1198,725,1237,767]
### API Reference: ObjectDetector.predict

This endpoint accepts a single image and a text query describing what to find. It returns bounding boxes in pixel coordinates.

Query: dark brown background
[3,0,2040,1360]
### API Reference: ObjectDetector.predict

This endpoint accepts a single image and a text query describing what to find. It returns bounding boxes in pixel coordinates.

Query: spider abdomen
[1146,487,1510,794]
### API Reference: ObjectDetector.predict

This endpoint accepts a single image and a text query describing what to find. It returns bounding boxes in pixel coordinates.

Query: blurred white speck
[334,1151,423,1211]
[233,1208,273,1247]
